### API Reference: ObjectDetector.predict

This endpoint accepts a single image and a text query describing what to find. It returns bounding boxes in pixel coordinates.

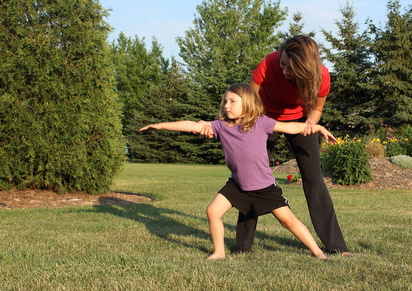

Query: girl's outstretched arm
[139,121,213,135]
[274,122,337,144]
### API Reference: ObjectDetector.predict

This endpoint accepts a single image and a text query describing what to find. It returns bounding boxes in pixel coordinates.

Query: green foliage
[109,33,164,130]
[127,58,224,164]
[401,124,412,141]
[322,139,372,185]
[270,134,294,164]
[390,155,412,169]
[0,0,124,194]
[177,0,287,110]
[279,10,316,40]
[321,2,375,133]
[367,0,412,127]
[386,140,412,157]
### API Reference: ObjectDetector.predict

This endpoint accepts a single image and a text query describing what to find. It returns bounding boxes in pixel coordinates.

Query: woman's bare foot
[207,253,226,260]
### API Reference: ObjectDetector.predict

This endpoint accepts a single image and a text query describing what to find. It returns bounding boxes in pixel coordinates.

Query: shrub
[390,155,412,169]
[386,140,411,156]
[0,1,125,194]
[322,138,372,185]
[365,138,385,158]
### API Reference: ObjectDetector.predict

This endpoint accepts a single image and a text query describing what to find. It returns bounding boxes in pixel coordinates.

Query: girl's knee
[206,204,218,219]
[279,215,299,230]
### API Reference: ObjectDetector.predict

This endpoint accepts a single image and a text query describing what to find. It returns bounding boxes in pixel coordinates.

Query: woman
[234,35,351,255]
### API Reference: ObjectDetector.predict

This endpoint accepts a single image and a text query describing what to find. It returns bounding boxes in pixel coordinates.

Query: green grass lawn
[0,163,411,290]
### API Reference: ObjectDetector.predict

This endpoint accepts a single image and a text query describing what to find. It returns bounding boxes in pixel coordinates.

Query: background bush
[390,155,412,169]
[322,139,372,185]
[0,0,124,194]
[386,140,412,157]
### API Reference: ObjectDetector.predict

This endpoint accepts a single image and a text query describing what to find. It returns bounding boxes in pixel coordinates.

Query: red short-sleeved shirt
[252,51,330,121]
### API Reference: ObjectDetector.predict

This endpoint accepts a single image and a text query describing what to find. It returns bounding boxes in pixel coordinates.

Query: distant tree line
[0,0,411,193]
[115,0,411,164]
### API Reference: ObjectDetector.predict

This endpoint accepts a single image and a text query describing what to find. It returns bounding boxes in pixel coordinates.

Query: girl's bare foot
[314,252,328,260]
[207,253,226,260]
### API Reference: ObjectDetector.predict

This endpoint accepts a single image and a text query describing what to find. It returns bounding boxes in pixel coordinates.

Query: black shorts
[218,178,289,216]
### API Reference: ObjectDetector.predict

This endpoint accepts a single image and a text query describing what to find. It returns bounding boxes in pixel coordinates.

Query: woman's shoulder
[265,50,280,63]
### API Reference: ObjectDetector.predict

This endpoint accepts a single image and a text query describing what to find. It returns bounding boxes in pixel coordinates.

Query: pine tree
[0,0,124,194]
[321,1,375,133]
[279,10,315,40]
[127,58,211,163]
[368,0,412,127]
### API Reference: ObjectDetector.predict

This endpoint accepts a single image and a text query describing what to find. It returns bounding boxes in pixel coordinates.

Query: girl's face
[280,52,296,80]
[224,91,243,123]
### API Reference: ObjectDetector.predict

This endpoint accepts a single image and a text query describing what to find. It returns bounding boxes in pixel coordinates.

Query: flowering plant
[287,175,293,181]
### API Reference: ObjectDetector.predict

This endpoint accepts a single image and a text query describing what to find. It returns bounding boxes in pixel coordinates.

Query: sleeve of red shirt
[319,65,330,97]
[252,56,268,86]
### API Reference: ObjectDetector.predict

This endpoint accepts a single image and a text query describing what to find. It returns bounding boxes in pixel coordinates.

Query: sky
[99,0,410,60]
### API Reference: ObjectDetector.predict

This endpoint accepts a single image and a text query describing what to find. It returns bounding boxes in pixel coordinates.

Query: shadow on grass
[92,198,212,254]
[91,197,309,255]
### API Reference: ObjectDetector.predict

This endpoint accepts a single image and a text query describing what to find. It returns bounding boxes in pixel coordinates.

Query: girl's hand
[139,124,160,132]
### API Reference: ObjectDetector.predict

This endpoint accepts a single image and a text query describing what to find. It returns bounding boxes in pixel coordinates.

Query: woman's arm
[139,121,213,134]
[303,97,326,135]
[274,122,337,144]
[249,79,261,94]
[307,97,326,124]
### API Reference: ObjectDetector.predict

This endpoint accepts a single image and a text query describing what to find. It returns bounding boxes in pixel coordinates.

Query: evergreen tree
[0,0,124,194]
[109,34,208,163]
[127,58,213,163]
[177,0,287,120]
[280,10,315,40]
[109,33,164,130]
[321,1,375,133]
[368,0,412,127]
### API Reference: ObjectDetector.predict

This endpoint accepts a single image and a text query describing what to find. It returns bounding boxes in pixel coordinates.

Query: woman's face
[280,52,296,80]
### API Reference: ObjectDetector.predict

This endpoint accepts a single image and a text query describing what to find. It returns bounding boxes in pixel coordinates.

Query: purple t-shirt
[211,115,277,191]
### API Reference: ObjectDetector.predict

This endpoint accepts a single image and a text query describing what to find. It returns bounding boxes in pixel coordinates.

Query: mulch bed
[0,190,152,210]
[272,157,412,190]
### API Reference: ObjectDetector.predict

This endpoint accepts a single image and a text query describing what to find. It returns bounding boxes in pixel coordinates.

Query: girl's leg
[206,193,233,260]
[272,206,327,259]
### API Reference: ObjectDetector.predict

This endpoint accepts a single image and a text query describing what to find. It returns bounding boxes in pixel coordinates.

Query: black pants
[235,125,349,253]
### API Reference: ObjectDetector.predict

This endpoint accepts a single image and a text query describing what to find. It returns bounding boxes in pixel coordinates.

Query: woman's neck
[288,78,298,87]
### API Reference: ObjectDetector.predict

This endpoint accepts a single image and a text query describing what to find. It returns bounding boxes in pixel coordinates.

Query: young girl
[139,83,336,260]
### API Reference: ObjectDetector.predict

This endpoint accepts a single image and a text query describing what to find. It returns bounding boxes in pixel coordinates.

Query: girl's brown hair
[280,35,322,116]
[218,83,265,132]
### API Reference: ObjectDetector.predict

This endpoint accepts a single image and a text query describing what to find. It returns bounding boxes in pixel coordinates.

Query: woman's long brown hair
[280,35,322,116]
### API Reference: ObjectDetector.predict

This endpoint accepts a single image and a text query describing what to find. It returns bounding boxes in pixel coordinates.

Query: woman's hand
[196,121,214,139]
[301,122,317,136]
[319,127,337,145]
